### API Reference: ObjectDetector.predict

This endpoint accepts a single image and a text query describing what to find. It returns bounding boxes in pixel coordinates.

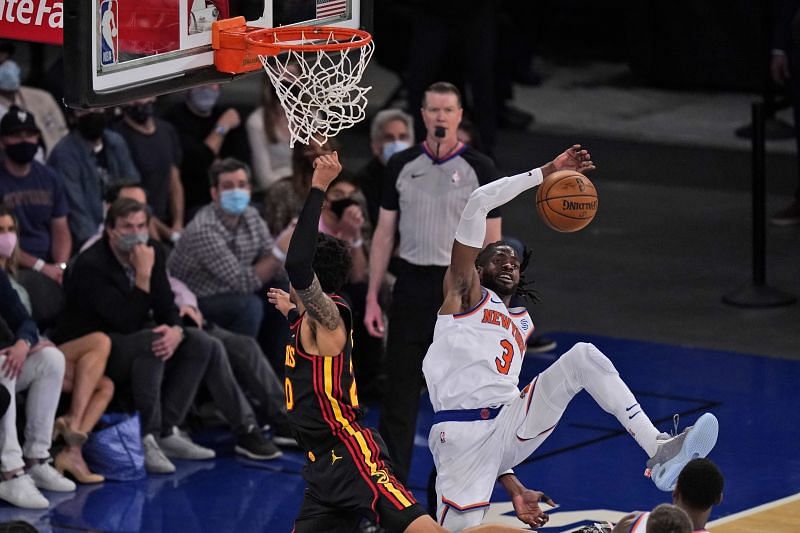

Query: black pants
[206,324,288,429]
[378,261,446,484]
[107,328,213,436]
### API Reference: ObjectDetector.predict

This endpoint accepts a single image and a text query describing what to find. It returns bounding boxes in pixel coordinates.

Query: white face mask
[382,140,411,162]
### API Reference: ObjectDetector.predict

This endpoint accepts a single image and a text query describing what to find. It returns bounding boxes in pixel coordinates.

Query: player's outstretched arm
[284,152,347,352]
[440,145,594,315]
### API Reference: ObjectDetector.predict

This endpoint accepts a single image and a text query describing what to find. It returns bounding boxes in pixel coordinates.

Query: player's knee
[573,342,617,375]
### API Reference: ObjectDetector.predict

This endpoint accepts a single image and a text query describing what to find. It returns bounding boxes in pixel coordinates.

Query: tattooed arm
[283,153,347,353]
[295,275,341,331]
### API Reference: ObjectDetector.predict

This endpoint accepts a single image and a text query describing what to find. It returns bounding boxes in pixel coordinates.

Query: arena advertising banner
[0,0,64,45]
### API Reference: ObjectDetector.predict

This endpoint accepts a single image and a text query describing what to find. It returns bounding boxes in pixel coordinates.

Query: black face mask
[329,197,358,219]
[4,141,38,165]
[125,103,154,125]
[76,113,108,140]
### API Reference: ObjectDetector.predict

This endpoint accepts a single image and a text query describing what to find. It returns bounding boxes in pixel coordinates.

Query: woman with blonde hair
[0,206,113,484]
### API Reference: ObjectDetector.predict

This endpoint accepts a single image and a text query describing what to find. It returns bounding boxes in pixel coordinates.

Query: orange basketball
[535,170,598,232]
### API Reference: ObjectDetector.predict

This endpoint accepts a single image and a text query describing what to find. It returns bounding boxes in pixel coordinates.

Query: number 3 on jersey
[495,339,515,374]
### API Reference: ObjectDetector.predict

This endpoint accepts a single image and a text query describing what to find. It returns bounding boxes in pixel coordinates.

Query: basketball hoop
[213,18,374,147]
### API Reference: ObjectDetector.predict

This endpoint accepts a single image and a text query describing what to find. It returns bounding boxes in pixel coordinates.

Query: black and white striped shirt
[381,143,500,267]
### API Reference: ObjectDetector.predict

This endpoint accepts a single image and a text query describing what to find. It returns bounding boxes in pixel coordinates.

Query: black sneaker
[235,428,282,460]
[526,335,557,354]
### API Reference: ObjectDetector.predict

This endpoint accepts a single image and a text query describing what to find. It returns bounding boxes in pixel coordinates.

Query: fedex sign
[0,0,64,45]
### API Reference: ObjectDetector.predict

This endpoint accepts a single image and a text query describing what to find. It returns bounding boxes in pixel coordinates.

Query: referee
[364,81,501,483]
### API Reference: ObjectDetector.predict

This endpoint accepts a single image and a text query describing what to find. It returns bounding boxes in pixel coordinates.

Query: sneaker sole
[273,436,299,448]
[235,445,283,461]
[651,413,719,491]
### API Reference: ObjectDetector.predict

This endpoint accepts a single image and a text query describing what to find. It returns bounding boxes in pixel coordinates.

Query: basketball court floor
[0,331,797,531]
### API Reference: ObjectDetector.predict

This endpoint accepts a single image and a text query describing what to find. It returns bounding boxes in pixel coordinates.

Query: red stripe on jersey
[441,496,491,511]
[312,356,381,509]
[330,356,410,510]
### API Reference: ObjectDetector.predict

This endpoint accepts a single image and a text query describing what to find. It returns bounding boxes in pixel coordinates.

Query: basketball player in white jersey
[422,145,720,531]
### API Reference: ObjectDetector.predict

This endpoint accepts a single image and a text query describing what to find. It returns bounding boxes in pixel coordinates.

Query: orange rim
[244,25,372,56]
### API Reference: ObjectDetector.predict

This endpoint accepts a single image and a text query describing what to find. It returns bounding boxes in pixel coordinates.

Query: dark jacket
[52,236,179,344]
[0,269,38,348]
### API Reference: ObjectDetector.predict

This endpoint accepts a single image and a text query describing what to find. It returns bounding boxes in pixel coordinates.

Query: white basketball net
[259,30,375,147]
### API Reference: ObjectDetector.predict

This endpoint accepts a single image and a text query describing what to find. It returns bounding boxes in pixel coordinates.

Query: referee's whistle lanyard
[424,140,463,163]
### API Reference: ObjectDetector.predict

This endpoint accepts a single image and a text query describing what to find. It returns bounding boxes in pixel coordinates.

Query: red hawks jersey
[423,287,534,412]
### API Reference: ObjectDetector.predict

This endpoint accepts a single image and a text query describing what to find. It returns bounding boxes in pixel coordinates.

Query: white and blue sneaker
[645,413,719,491]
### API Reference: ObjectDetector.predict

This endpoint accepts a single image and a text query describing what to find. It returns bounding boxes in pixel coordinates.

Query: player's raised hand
[552,144,595,173]
[311,151,343,190]
[511,489,556,529]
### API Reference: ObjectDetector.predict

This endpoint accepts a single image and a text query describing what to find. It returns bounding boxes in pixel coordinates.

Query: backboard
[63,0,370,108]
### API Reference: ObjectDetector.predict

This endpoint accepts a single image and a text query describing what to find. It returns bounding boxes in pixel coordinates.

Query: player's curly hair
[313,233,352,294]
[676,458,724,510]
[476,241,540,306]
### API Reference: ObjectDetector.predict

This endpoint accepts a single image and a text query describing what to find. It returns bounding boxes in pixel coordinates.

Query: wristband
[214,124,228,136]
[287,307,300,323]
[33,259,45,272]
[271,245,287,263]
[351,238,364,248]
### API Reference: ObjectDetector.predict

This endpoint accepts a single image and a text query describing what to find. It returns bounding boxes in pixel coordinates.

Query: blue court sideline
[0,332,797,532]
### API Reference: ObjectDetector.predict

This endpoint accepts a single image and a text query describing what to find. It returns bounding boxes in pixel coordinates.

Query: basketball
[535,170,598,232]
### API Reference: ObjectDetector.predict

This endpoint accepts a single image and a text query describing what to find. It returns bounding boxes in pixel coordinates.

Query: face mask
[125,102,154,125]
[329,197,358,219]
[0,232,17,258]
[116,231,149,253]
[0,60,21,92]
[76,113,108,140]
[4,141,38,164]
[188,87,219,114]
[220,189,250,215]
[382,140,410,162]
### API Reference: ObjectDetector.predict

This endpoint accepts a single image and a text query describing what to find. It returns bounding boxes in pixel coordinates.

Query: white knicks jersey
[422,287,534,412]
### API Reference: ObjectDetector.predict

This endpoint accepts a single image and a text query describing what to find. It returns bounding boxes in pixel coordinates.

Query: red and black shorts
[293,429,427,533]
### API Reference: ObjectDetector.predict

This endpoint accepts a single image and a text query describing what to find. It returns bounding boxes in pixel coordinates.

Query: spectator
[105,183,296,448]
[0,107,71,285]
[164,84,250,217]
[618,458,724,533]
[355,109,414,228]
[0,50,68,157]
[114,97,184,242]
[319,174,384,399]
[263,138,340,236]
[48,108,140,248]
[671,458,724,532]
[613,504,692,533]
[770,0,800,225]
[246,81,293,196]
[0,268,73,509]
[0,206,112,484]
[169,158,290,340]
[51,198,219,474]
[364,81,502,482]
